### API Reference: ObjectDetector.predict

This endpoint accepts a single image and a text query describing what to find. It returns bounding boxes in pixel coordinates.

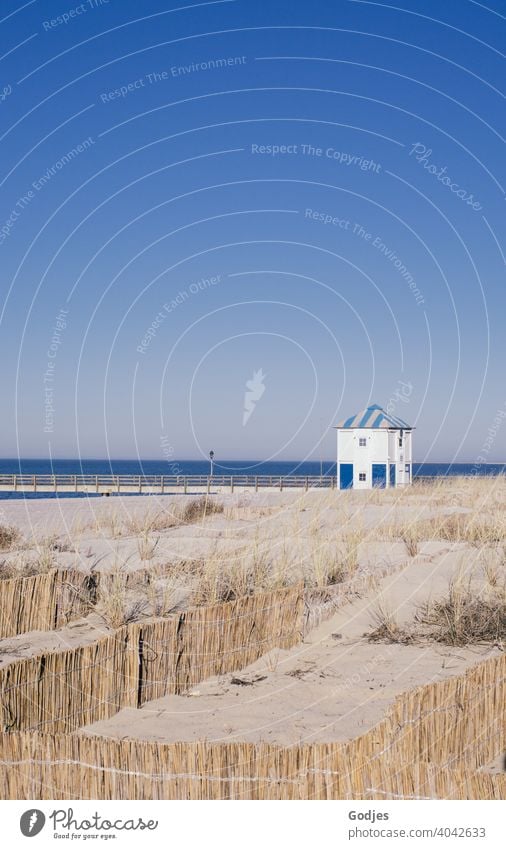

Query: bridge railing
[0,474,338,490]
[0,473,491,494]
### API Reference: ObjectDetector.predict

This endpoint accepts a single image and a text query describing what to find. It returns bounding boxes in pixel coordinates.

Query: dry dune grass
[0,537,58,579]
[89,497,226,544]
[97,571,148,628]
[0,555,50,580]
[368,598,415,645]
[0,525,19,551]
[4,477,506,629]
[188,524,366,606]
[94,523,366,622]
[0,531,78,579]
[180,496,224,523]
[369,565,506,647]
[384,513,506,554]
[85,490,372,623]
[96,559,201,626]
[415,568,506,646]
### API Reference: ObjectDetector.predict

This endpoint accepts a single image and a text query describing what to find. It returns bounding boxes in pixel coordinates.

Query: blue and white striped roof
[336,403,412,430]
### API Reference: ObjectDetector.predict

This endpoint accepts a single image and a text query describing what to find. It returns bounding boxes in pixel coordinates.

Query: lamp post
[209,450,215,478]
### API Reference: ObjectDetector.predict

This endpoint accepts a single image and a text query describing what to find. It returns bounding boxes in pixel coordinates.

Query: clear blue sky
[0,0,504,462]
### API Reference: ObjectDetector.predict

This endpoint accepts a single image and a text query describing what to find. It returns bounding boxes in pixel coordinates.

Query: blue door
[389,464,396,487]
[372,463,387,488]
[339,463,353,489]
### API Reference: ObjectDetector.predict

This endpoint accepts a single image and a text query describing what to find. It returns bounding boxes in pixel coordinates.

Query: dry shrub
[146,580,181,617]
[368,567,506,647]
[124,498,224,539]
[386,513,506,549]
[97,511,123,539]
[191,552,273,606]
[136,529,159,561]
[96,561,197,624]
[400,527,419,557]
[32,537,57,572]
[97,569,148,628]
[415,571,506,646]
[431,514,505,546]
[308,532,361,589]
[0,556,44,579]
[368,600,414,644]
[0,525,19,551]
[0,544,58,579]
[180,497,223,524]
[126,511,178,535]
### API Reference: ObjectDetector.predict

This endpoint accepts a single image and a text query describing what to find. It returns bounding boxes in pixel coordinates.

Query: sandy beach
[1,479,504,755]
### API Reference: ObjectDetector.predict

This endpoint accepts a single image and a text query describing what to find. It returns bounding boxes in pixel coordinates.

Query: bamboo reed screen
[0,569,96,639]
[0,582,503,800]
[0,584,304,732]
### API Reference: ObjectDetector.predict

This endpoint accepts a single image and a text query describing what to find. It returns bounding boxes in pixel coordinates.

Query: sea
[0,459,504,500]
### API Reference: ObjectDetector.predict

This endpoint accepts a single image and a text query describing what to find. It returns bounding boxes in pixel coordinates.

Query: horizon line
[0,457,504,465]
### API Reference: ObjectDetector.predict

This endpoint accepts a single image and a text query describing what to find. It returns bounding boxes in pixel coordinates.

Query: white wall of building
[337,428,413,489]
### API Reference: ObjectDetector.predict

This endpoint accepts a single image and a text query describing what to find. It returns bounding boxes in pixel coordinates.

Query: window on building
[405,464,411,475]
[359,472,366,481]
[359,437,367,447]
[398,437,403,447]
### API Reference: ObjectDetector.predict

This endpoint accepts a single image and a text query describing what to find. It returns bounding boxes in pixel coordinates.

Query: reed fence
[0,585,304,732]
[0,569,96,639]
[0,736,503,800]
[0,580,503,799]
[0,647,503,799]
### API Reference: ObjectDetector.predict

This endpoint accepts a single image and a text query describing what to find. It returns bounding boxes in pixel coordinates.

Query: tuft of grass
[146,579,181,617]
[124,498,224,540]
[415,570,506,646]
[367,600,413,644]
[368,567,506,647]
[136,528,160,561]
[97,570,148,628]
[95,511,123,539]
[190,546,277,606]
[32,537,57,572]
[307,530,362,589]
[388,513,506,549]
[400,527,419,557]
[0,525,20,551]
[180,497,224,524]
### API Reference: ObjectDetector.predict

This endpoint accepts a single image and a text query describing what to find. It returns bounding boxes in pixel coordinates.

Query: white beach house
[335,403,413,489]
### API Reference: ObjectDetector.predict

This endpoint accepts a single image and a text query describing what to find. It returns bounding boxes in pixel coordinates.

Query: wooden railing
[0,473,473,494]
[0,474,338,492]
